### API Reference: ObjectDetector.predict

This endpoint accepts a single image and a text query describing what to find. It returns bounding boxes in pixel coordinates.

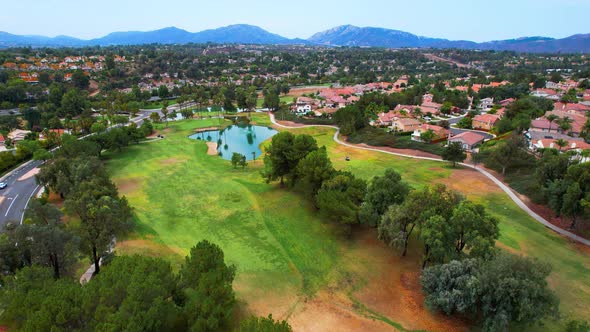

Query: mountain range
[1,24,589,53]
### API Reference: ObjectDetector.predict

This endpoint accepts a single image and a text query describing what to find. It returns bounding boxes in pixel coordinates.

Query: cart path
[268,113,590,247]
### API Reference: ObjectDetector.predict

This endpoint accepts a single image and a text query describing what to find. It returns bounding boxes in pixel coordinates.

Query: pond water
[188,125,278,160]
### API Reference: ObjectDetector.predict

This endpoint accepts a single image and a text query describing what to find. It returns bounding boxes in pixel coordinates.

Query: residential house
[448,131,486,151]
[394,104,420,115]
[293,97,318,115]
[8,129,32,142]
[478,97,494,110]
[39,129,71,140]
[472,114,501,131]
[374,110,416,127]
[375,111,397,127]
[411,124,449,142]
[553,102,590,115]
[531,138,590,155]
[544,110,587,136]
[499,98,515,107]
[545,81,560,90]
[531,88,562,100]
[391,118,422,133]
[530,118,553,133]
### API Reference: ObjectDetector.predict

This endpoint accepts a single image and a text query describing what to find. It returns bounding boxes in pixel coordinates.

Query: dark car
[0,182,7,189]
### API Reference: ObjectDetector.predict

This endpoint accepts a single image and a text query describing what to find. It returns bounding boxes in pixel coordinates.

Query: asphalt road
[0,160,43,226]
[0,110,155,228]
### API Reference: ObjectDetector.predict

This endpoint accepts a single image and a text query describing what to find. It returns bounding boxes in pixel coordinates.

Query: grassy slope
[107,114,590,329]
[286,125,590,328]
[106,118,341,298]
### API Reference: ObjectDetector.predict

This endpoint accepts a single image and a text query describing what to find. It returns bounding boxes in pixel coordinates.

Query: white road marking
[5,194,19,217]
[21,185,40,224]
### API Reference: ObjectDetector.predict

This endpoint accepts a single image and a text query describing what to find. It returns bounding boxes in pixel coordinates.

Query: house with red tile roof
[411,124,449,142]
[499,98,515,107]
[531,138,590,153]
[448,131,487,151]
[392,118,422,133]
[531,88,561,99]
[473,114,501,131]
[544,110,587,136]
[531,118,553,133]
[553,102,590,115]
[375,112,396,126]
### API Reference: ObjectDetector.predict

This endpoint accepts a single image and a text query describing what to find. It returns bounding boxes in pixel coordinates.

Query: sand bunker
[206,142,218,155]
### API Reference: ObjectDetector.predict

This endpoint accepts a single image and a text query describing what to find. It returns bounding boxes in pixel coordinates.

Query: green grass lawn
[106,114,590,329]
[256,95,296,108]
[106,118,343,298]
[268,120,590,328]
[143,98,178,109]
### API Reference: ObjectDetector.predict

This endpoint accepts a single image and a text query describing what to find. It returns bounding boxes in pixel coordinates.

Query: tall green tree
[65,176,131,275]
[442,142,466,167]
[422,253,559,332]
[22,199,79,279]
[360,168,410,227]
[295,146,335,196]
[422,200,498,265]
[316,172,366,228]
[262,132,317,186]
[178,240,236,332]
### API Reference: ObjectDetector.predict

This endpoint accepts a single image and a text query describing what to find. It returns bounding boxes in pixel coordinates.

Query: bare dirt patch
[274,119,306,128]
[116,239,182,258]
[159,158,186,165]
[206,142,218,155]
[355,143,442,159]
[47,192,64,208]
[0,196,5,205]
[288,290,397,332]
[349,230,469,332]
[437,167,499,199]
[115,178,142,195]
[236,229,469,332]
[288,87,329,97]
[17,167,40,181]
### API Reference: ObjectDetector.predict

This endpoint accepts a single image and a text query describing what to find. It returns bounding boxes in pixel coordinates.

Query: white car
[0,182,7,189]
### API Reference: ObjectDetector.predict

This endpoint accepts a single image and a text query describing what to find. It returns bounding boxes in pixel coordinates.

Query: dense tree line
[0,241,268,331]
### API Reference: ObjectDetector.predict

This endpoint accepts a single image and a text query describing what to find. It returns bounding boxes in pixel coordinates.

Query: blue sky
[1,0,589,41]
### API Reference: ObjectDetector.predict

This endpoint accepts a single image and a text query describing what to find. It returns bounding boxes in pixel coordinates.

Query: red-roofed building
[392,118,422,133]
[532,138,590,154]
[553,102,590,114]
[411,124,449,142]
[531,118,553,133]
[448,131,487,151]
[473,114,501,131]
[499,98,515,107]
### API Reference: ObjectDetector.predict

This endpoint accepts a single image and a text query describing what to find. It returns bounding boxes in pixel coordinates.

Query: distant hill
[1,24,589,53]
[308,25,477,49]
[309,25,590,53]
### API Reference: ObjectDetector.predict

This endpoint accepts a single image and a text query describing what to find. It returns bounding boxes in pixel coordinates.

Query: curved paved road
[269,113,590,247]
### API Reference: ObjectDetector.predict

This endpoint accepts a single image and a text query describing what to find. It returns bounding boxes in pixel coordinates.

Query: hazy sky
[1,0,589,41]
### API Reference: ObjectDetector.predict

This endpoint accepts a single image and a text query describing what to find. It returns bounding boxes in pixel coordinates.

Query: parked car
[0,182,7,189]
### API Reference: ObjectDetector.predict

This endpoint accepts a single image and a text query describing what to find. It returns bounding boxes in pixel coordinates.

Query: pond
[188,125,278,160]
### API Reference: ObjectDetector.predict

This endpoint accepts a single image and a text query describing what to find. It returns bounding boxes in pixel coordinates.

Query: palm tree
[558,117,573,134]
[546,114,558,133]
[555,138,568,151]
